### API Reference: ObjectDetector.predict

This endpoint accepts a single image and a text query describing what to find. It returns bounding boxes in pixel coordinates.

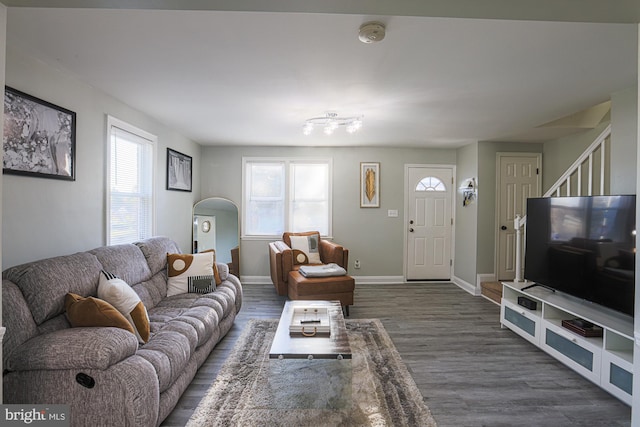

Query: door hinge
[451,218,453,225]
[450,259,453,266]
[536,168,539,175]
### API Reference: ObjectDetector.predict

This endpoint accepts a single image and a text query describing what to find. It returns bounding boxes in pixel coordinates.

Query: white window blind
[243,159,331,237]
[108,118,155,245]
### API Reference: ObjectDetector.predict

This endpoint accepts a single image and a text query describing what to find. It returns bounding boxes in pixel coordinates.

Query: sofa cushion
[167,252,216,296]
[98,271,150,343]
[64,293,135,335]
[135,237,181,275]
[138,327,193,393]
[2,252,103,325]
[90,244,153,287]
[132,274,167,310]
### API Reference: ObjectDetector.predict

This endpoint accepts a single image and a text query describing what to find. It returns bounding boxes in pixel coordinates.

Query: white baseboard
[352,275,405,285]
[452,275,480,296]
[241,275,405,285]
[241,276,272,285]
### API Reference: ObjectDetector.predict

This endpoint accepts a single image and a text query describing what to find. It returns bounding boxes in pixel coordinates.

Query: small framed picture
[3,86,76,180]
[166,148,192,192]
[360,162,380,208]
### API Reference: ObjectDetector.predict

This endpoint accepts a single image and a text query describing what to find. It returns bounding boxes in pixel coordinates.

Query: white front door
[406,166,453,280]
[496,153,541,280]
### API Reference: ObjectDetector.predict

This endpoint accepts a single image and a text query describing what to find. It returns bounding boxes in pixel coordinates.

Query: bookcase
[500,281,633,405]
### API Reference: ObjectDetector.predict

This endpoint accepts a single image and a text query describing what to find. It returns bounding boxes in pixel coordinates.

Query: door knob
[501,225,507,230]
[409,228,414,232]
[409,220,414,225]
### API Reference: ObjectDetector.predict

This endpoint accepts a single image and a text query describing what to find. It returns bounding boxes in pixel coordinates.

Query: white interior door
[194,215,216,253]
[496,153,541,280]
[406,167,453,280]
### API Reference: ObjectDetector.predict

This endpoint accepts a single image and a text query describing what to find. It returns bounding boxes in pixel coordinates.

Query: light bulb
[302,123,313,135]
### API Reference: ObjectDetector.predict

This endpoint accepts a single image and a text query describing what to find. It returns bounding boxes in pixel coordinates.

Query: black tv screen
[524,195,636,317]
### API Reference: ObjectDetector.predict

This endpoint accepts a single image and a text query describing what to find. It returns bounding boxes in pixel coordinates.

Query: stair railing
[514,123,611,282]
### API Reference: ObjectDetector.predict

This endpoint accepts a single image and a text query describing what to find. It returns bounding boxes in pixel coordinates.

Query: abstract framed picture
[166,148,192,192]
[360,162,380,208]
[3,86,76,180]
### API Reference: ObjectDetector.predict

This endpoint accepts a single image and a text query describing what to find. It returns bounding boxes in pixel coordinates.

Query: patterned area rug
[187,319,437,427]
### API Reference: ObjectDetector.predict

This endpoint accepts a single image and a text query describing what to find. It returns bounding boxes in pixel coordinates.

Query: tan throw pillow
[98,271,150,344]
[167,252,218,296]
[200,249,222,286]
[290,235,322,264]
[64,293,135,335]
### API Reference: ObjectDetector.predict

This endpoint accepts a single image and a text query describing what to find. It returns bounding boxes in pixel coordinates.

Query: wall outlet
[354,259,361,269]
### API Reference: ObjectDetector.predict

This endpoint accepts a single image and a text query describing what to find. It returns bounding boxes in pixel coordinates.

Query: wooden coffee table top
[269,300,352,360]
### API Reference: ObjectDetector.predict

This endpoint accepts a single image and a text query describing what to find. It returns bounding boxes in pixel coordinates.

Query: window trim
[241,157,333,239]
[106,115,157,245]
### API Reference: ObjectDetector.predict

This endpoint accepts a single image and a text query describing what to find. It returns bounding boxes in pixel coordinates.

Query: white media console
[500,281,633,405]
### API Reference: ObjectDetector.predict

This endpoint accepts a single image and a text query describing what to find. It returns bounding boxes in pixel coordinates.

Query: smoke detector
[358,22,386,44]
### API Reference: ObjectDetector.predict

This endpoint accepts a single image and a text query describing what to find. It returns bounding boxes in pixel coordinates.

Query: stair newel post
[514,215,523,282]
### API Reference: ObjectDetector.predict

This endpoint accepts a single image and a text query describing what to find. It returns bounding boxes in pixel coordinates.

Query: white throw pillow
[98,270,150,343]
[290,235,322,264]
[166,252,215,297]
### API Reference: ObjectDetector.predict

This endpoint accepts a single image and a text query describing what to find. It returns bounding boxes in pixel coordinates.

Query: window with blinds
[107,116,156,245]
[242,158,331,237]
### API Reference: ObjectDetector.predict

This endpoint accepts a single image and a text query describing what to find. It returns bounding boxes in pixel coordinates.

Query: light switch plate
[388,209,398,217]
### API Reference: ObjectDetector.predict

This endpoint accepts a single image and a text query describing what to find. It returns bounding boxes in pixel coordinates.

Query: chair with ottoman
[268,231,354,315]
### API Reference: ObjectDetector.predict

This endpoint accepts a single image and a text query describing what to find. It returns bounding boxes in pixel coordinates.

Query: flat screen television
[524,195,636,317]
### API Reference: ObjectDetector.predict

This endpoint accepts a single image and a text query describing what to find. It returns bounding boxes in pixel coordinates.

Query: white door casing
[496,153,541,280]
[406,166,454,280]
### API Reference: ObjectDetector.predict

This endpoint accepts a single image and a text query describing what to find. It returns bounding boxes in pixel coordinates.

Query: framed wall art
[360,162,380,208]
[166,148,192,192]
[3,86,76,180]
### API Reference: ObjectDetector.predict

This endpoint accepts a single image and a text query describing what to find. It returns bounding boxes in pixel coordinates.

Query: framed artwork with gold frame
[360,162,380,208]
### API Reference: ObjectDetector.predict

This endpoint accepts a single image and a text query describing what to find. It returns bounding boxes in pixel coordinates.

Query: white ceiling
[4,3,638,147]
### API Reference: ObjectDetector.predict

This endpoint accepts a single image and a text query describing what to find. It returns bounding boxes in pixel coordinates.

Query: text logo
[2,405,69,426]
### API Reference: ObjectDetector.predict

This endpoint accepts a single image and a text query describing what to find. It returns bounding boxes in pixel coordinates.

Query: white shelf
[500,281,633,406]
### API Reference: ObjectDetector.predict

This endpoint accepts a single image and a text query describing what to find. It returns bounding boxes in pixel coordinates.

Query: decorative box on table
[289,306,331,337]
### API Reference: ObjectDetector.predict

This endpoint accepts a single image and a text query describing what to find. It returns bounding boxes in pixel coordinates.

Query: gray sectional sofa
[2,237,243,427]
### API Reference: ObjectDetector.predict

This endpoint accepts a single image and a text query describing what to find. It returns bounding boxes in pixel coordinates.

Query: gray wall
[611,86,638,194]
[454,142,479,286]
[542,86,638,196]
[199,145,456,278]
[2,46,202,268]
[541,122,610,193]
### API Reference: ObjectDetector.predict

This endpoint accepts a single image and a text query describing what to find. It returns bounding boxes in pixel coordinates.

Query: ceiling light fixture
[303,112,363,136]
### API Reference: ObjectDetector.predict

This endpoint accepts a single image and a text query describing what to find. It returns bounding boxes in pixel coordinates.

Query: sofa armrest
[216,262,229,281]
[319,240,349,269]
[269,241,293,296]
[5,327,139,372]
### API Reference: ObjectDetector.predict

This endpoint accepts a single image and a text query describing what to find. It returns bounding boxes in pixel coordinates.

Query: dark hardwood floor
[161,282,631,427]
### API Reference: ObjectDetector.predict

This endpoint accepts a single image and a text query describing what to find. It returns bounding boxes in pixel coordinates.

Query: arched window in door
[416,176,446,192]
